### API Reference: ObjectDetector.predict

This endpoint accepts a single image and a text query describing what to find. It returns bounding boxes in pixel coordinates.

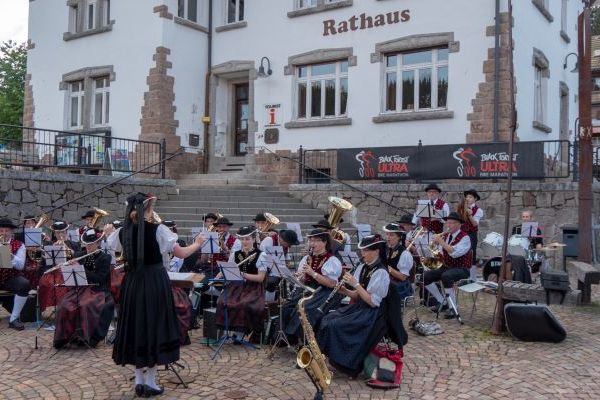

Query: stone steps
[160,201,316,209]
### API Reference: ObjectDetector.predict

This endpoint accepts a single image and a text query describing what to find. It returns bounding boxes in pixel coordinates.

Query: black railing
[299,140,572,183]
[0,124,165,177]
[594,144,600,180]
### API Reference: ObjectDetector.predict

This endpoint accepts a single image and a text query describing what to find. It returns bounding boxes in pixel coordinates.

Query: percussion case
[540,269,570,304]
[504,304,566,343]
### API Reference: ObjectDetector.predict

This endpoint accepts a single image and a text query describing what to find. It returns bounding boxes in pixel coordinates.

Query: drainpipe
[202,0,213,173]
[492,0,500,142]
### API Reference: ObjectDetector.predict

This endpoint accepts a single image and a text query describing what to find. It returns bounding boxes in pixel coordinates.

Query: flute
[317,263,359,313]
[43,249,101,274]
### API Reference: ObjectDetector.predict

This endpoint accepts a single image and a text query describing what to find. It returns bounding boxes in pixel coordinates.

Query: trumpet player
[423,212,472,319]
[383,223,414,300]
[0,218,30,331]
[50,221,80,261]
[215,216,241,260]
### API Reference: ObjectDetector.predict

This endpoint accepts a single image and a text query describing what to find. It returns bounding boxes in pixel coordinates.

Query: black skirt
[112,263,180,368]
[216,281,265,333]
[283,287,341,339]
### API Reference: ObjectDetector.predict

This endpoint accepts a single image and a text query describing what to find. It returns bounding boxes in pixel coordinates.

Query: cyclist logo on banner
[452,147,477,177]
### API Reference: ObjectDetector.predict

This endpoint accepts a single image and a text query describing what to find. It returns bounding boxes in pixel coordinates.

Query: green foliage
[0,40,27,146]
[593,7,600,36]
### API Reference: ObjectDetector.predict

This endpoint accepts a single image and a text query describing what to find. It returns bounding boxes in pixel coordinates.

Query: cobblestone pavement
[2,278,600,400]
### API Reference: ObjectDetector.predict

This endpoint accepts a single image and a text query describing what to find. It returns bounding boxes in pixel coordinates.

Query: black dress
[112,222,180,368]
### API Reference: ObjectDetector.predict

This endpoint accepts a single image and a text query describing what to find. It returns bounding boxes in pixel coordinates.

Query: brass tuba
[261,212,280,233]
[327,196,353,244]
[27,214,51,263]
[91,207,109,228]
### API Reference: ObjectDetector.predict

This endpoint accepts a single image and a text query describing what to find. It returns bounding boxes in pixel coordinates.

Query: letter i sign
[264,103,281,127]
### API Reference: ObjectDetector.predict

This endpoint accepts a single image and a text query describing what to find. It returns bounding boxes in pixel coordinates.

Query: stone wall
[0,170,176,224]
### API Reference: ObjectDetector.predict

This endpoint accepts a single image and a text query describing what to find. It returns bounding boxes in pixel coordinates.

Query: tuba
[261,212,280,233]
[327,196,353,244]
[91,207,109,228]
[26,214,50,263]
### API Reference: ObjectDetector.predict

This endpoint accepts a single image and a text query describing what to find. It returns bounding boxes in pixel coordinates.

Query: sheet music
[0,245,11,269]
[24,228,43,247]
[68,229,80,242]
[200,232,220,254]
[167,272,204,282]
[415,200,446,220]
[191,227,203,239]
[285,222,304,243]
[338,251,360,268]
[62,262,88,286]
[216,261,244,281]
[521,222,539,238]
[42,245,67,267]
[354,224,372,241]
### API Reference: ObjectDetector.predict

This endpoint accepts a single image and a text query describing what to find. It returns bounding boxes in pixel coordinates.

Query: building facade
[26,0,582,174]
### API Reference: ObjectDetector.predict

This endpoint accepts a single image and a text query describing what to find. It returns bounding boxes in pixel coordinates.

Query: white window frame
[381,48,448,114]
[86,0,97,30]
[533,65,547,124]
[226,0,244,24]
[92,76,110,127]
[294,60,349,120]
[69,81,85,129]
[178,0,199,22]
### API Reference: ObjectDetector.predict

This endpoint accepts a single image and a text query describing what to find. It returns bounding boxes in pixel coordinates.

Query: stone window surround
[532,0,554,23]
[532,48,551,133]
[215,0,247,32]
[154,4,209,33]
[283,48,356,129]
[215,21,247,33]
[59,65,115,132]
[559,81,569,140]
[287,0,353,19]
[371,32,458,124]
[63,0,114,41]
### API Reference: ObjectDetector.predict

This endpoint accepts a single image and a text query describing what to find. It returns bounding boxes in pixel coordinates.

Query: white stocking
[10,295,28,322]
[134,368,145,386]
[425,283,444,304]
[145,366,160,390]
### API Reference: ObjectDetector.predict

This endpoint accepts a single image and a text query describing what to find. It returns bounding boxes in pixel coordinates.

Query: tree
[0,40,27,146]
[592,6,600,35]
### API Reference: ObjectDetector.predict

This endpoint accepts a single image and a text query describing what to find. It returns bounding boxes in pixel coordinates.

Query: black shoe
[135,384,145,397]
[8,319,24,331]
[444,309,457,319]
[430,304,448,313]
[144,384,164,396]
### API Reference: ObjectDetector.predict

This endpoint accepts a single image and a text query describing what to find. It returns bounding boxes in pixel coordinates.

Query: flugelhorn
[327,196,353,244]
[420,231,449,270]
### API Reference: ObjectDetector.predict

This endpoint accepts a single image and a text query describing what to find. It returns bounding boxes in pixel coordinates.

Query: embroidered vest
[461,205,480,233]
[0,239,24,283]
[359,260,386,289]
[420,198,445,233]
[234,249,261,275]
[303,252,332,287]
[385,244,405,272]
[442,230,472,268]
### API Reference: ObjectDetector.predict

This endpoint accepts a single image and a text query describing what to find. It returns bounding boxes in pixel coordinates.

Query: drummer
[512,210,543,249]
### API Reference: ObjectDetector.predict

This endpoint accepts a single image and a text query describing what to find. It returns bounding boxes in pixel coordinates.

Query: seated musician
[20,215,49,288]
[412,183,450,235]
[512,210,543,248]
[104,220,123,264]
[215,216,241,261]
[204,212,218,229]
[423,212,472,319]
[79,210,96,236]
[21,215,51,244]
[313,218,351,255]
[317,234,390,376]
[254,212,279,251]
[383,223,414,300]
[0,218,31,331]
[215,225,268,339]
[53,228,115,348]
[282,228,342,343]
[278,229,299,259]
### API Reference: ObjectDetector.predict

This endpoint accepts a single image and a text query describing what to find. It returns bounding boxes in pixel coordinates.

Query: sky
[0,1,29,45]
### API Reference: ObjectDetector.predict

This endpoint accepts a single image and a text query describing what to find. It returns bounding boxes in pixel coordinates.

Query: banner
[336,141,545,180]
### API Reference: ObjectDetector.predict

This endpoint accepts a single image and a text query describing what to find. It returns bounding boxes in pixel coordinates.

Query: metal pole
[578,5,593,263]
[160,138,167,179]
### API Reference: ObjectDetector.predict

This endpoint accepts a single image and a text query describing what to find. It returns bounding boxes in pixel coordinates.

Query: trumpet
[405,226,425,253]
[43,249,101,274]
[55,239,74,260]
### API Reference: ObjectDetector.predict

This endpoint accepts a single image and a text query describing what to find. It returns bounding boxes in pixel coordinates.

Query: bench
[568,261,600,305]
[501,281,581,306]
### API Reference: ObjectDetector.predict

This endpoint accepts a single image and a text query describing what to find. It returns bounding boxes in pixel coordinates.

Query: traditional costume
[383,223,414,300]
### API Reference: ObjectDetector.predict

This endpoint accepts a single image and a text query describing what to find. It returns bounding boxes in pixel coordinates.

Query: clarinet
[317,262,361,313]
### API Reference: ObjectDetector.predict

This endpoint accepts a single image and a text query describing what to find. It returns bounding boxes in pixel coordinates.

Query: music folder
[415,199,446,220]
[24,228,43,247]
[62,262,89,286]
[42,245,67,267]
[216,261,244,281]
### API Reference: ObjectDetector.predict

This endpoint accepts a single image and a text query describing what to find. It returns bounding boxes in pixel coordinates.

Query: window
[296,0,317,9]
[93,77,110,127]
[593,78,600,91]
[383,48,448,113]
[178,0,198,22]
[70,4,80,33]
[534,66,547,124]
[69,81,85,129]
[67,0,112,35]
[87,0,97,30]
[104,0,110,25]
[227,0,244,24]
[295,60,348,120]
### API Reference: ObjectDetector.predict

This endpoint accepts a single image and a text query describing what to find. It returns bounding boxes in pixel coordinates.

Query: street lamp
[257,57,273,78]
[563,52,578,72]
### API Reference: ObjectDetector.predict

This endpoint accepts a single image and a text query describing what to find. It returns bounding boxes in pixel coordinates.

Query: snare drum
[507,235,530,257]
[481,232,504,258]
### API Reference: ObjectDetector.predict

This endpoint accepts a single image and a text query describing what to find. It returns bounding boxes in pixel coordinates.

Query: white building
[26,0,582,174]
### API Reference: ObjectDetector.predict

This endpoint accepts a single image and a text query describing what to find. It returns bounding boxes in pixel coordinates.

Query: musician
[203,212,219,229]
[412,183,449,234]
[383,223,414,300]
[215,225,268,339]
[254,212,279,252]
[458,189,484,275]
[278,229,299,258]
[0,218,31,331]
[113,193,207,397]
[317,234,390,376]
[312,219,351,256]
[51,221,80,260]
[423,212,472,319]
[282,228,342,343]
[53,228,115,349]
[512,210,543,248]
[215,216,241,261]
[80,210,95,235]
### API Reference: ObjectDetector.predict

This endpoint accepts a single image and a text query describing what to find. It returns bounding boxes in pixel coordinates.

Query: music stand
[265,254,293,357]
[35,246,67,346]
[210,262,257,360]
[521,222,539,239]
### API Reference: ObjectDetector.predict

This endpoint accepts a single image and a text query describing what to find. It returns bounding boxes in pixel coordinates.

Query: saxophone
[296,291,332,398]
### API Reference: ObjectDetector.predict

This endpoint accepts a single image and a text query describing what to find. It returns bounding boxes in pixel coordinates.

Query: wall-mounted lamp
[563,52,578,73]
[257,57,273,78]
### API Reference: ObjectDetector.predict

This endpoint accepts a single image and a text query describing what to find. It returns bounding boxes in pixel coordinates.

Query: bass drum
[480,232,504,259]
[508,235,530,258]
[482,257,503,282]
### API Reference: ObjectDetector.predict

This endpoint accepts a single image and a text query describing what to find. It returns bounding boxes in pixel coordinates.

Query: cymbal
[540,246,560,251]
[547,242,567,247]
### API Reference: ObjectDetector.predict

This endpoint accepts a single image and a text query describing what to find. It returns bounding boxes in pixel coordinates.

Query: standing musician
[317,234,390,376]
[254,212,279,251]
[53,227,115,348]
[0,218,31,331]
[215,225,268,339]
[79,210,96,235]
[423,212,472,319]
[281,228,342,344]
[457,189,484,277]
[112,193,206,398]
[383,223,414,300]
[412,183,449,234]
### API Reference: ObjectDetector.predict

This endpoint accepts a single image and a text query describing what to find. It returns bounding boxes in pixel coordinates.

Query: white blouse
[396,250,414,276]
[107,224,179,269]
[353,264,390,307]
[228,250,269,273]
[298,254,342,281]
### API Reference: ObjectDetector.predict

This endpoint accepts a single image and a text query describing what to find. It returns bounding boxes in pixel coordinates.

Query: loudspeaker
[202,307,218,340]
[504,303,566,343]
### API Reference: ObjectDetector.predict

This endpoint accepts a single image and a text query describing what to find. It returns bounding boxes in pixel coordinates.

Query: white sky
[0,1,29,44]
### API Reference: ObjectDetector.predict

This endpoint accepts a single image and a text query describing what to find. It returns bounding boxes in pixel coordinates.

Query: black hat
[306,228,330,240]
[125,192,157,207]
[324,213,343,224]
[279,229,300,246]
[444,212,464,224]
[0,218,17,229]
[253,213,267,222]
[81,227,105,245]
[397,214,415,226]
[424,183,442,193]
[312,219,334,230]
[203,213,218,222]
[81,210,95,219]
[358,234,386,250]
[113,220,123,229]
[463,189,481,201]
[215,217,234,226]
[50,221,70,232]
[383,223,403,233]
[162,220,177,228]
[23,215,37,222]
[236,225,257,238]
